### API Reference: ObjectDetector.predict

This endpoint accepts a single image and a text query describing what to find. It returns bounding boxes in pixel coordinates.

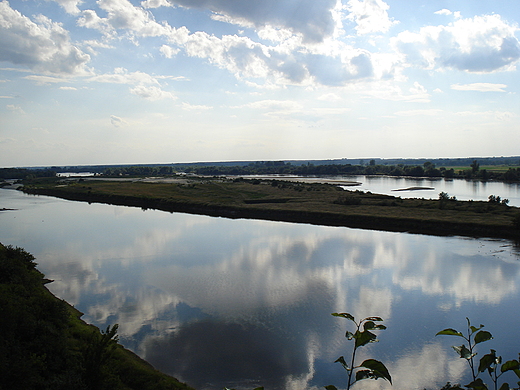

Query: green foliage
[0,243,193,390]
[0,244,81,389]
[327,313,391,390]
[436,318,520,390]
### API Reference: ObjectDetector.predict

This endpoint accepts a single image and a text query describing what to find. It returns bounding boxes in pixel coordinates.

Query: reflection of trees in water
[144,319,309,389]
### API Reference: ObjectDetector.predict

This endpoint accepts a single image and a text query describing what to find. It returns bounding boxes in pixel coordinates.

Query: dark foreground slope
[0,243,194,390]
[22,177,520,240]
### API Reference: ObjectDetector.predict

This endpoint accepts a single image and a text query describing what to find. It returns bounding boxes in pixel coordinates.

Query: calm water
[348,175,520,206]
[1,184,520,390]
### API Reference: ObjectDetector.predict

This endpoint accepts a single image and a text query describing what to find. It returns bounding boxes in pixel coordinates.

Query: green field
[22,176,520,240]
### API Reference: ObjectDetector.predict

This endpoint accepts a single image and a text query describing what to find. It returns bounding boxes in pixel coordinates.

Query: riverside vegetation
[21,176,520,240]
[0,243,194,390]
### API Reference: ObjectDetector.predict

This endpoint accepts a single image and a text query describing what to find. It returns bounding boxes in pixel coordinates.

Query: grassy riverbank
[0,243,194,390]
[21,176,520,240]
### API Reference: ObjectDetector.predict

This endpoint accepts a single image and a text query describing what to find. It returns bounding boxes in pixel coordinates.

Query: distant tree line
[99,161,520,182]
[0,168,56,180]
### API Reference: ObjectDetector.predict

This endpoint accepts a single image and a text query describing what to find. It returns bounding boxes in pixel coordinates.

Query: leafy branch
[326,312,391,390]
[437,318,520,390]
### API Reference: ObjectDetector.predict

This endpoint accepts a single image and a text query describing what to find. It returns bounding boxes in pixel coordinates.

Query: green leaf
[513,368,520,379]
[470,325,485,334]
[334,356,350,371]
[332,312,355,322]
[437,328,464,337]
[465,378,488,390]
[355,369,373,382]
[475,330,493,344]
[501,360,520,373]
[453,345,476,360]
[498,383,510,390]
[479,351,497,373]
[363,321,388,331]
[354,330,377,348]
[324,386,338,390]
[345,331,355,340]
[364,316,384,322]
[359,359,392,384]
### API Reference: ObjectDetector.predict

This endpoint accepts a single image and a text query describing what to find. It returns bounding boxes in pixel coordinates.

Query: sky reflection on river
[1,189,520,390]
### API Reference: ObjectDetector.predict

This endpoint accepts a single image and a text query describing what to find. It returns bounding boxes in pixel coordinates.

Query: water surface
[1,188,519,390]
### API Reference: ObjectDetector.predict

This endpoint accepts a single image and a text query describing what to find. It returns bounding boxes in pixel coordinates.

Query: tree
[471,160,480,174]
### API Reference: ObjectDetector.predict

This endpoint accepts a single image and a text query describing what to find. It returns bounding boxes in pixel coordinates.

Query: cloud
[393,14,520,73]
[394,109,443,116]
[141,0,172,9]
[89,67,161,85]
[434,9,452,16]
[74,0,388,87]
[110,115,126,127]
[78,0,175,38]
[89,68,175,100]
[51,0,83,15]
[0,1,91,75]
[451,83,507,92]
[23,75,71,85]
[6,104,24,114]
[346,0,397,35]
[159,44,179,58]
[235,99,303,112]
[130,85,175,100]
[181,102,212,110]
[167,0,339,43]
[318,93,342,102]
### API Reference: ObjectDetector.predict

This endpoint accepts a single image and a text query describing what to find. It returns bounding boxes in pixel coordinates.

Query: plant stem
[346,321,361,390]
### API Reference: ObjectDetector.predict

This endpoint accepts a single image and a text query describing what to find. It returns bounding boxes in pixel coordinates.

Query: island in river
[21,175,520,240]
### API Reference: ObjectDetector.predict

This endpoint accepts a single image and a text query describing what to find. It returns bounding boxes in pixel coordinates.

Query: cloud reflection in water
[2,193,520,390]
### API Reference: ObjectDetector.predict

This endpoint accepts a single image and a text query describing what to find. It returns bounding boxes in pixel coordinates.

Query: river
[1,178,520,390]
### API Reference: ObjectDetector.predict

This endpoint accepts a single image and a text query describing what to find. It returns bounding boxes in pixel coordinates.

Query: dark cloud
[441,36,520,72]
[169,0,338,42]
[144,319,309,389]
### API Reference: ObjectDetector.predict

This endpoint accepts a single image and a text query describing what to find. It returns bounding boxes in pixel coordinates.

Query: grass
[22,176,520,240]
[444,165,520,173]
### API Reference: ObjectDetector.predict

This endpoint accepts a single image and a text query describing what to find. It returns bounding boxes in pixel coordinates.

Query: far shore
[21,176,520,241]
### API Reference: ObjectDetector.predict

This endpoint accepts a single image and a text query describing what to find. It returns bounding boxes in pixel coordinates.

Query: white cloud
[141,0,172,9]
[235,99,303,112]
[89,67,160,85]
[52,0,83,15]
[0,1,91,75]
[181,102,212,110]
[393,14,520,73]
[130,84,175,100]
[451,83,507,92]
[71,0,389,87]
[78,0,174,38]
[6,104,24,114]
[346,0,397,35]
[434,9,452,16]
[23,75,70,85]
[159,44,179,58]
[318,92,342,102]
[394,109,443,116]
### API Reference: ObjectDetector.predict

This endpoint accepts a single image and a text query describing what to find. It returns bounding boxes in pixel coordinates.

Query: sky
[1,0,520,167]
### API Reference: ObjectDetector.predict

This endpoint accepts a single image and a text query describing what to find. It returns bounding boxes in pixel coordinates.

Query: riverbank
[22,176,520,240]
[0,243,194,390]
